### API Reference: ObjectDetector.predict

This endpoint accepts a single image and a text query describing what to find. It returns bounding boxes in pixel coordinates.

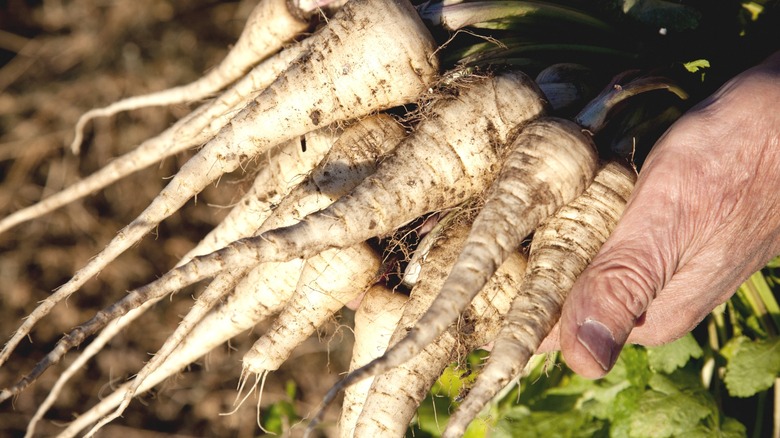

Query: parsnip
[84,242,380,436]
[339,285,407,438]
[400,206,465,288]
[0,0,438,369]
[24,127,335,436]
[2,72,540,396]
[52,259,303,438]
[0,42,309,366]
[442,161,636,437]
[0,72,544,402]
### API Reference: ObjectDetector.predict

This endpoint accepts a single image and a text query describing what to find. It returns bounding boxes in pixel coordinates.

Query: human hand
[539,51,780,378]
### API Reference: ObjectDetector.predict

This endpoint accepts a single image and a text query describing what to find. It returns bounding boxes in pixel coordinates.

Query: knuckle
[583,253,662,323]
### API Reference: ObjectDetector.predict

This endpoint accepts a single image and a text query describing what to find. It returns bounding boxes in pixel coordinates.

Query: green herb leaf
[626,378,713,437]
[606,345,652,387]
[647,333,703,374]
[492,405,606,437]
[723,336,780,397]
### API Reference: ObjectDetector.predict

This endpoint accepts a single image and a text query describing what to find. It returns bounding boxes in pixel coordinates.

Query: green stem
[449,42,637,69]
[576,75,688,133]
[753,389,766,438]
[736,271,780,337]
[418,0,615,33]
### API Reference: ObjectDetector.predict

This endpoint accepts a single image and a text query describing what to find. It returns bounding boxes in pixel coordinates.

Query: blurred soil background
[0,1,350,436]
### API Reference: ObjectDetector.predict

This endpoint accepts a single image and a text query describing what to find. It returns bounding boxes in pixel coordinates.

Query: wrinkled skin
[540,51,780,379]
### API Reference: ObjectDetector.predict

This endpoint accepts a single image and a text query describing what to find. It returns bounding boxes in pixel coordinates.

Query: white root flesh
[177,127,341,265]
[1,72,545,401]
[241,242,381,375]
[0,44,307,367]
[26,129,337,436]
[53,258,301,438]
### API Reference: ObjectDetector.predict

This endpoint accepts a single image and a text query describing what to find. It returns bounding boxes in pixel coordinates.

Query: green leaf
[262,399,299,434]
[409,393,454,437]
[261,379,299,434]
[492,405,606,438]
[647,333,703,374]
[627,385,713,437]
[576,379,632,420]
[606,345,651,387]
[431,364,467,399]
[284,379,297,400]
[683,59,710,73]
[741,2,764,21]
[604,385,644,433]
[723,336,780,397]
[719,417,749,437]
[463,416,492,438]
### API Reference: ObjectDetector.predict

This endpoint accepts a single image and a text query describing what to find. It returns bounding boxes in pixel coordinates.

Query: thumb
[558,155,686,379]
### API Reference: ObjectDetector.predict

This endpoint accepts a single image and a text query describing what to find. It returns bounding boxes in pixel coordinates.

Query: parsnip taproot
[122,113,405,429]
[354,215,527,437]
[182,112,405,264]
[442,161,636,437]
[70,0,313,153]
[99,172,391,432]
[12,114,406,430]
[339,284,407,438]
[0,0,438,370]
[400,206,465,288]
[319,116,598,416]
[147,114,404,395]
